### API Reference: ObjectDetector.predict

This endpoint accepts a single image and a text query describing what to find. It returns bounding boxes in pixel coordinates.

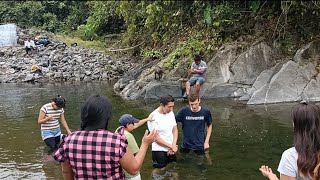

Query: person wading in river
[175,93,213,161]
[37,95,71,154]
[147,95,178,178]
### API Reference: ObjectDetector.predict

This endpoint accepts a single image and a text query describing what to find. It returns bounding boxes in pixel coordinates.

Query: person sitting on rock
[24,37,36,55]
[34,34,51,47]
[183,54,207,99]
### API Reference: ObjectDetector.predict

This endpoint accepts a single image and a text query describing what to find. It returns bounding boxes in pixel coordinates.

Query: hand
[171,144,178,153]
[259,165,279,180]
[167,149,175,155]
[46,116,54,121]
[142,130,158,145]
[204,142,209,150]
[147,115,155,122]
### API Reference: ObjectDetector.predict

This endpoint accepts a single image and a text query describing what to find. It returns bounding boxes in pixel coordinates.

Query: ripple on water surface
[0,162,46,180]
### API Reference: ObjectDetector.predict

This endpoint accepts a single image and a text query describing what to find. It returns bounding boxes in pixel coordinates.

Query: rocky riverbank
[0,28,137,83]
[114,39,320,105]
[2,27,320,105]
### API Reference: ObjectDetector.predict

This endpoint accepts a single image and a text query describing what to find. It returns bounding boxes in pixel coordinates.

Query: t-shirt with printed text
[175,106,212,150]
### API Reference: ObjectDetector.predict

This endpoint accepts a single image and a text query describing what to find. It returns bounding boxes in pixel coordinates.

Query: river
[0,82,295,179]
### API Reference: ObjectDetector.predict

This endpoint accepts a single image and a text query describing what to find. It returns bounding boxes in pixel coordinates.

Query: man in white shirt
[147,95,178,176]
[24,37,36,55]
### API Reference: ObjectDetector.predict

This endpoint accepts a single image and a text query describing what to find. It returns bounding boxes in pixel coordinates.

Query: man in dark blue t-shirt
[175,93,213,155]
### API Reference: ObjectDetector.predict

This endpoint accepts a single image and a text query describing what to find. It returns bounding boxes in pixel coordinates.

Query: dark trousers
[180,146,205,155]
[44,136,60,154]
[152,151,177,168]
[25,47,34,54]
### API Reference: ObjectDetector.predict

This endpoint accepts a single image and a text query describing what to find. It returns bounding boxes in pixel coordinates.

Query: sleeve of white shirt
[277,148,297,178]
[148,121,158,131]
[30,40,36,47]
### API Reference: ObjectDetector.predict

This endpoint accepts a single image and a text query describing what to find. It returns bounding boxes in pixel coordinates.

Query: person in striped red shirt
[37,95,71,154]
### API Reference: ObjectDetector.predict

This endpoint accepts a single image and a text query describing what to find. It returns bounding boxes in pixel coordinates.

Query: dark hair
[188,93,199,102]
[292,102,320,179]
[80,95,112,131]
[160,95,175,106]
[194,54,201,61]
[52,95,66,108]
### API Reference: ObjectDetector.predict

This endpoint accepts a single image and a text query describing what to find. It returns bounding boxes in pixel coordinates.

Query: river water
[0,82,296,179]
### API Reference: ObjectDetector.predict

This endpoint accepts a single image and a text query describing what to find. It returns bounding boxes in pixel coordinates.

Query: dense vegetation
[1,1,320,69]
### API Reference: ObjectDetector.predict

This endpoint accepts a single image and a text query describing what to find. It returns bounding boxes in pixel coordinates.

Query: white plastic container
[0,23,18,47]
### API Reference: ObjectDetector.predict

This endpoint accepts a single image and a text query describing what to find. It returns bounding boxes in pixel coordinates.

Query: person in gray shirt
[183,55,207,99]
[260,102,320,180]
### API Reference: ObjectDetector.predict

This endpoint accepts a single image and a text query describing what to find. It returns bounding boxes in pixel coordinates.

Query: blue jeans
[41,128,61,140]
[41,128,61,152]
[189,77,206,86]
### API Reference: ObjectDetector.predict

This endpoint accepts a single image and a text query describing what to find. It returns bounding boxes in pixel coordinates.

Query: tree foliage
[0,1,319,62]
[0,1,89,32]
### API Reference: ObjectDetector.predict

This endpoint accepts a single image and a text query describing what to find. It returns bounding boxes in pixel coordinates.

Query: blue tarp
[0,24,17,47]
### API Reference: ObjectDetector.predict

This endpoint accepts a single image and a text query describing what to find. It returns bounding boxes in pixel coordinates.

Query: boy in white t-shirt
[147,95,178,177]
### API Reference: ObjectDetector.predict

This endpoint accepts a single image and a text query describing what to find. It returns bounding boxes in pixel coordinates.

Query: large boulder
[247,61,317,104]
[205,44,240,84]
[302,74,320,101]
[144,81,182,99]
[229,42,275,84]
[239,63,283,101]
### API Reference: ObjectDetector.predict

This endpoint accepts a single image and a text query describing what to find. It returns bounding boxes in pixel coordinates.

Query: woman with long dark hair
[260,102,320,180]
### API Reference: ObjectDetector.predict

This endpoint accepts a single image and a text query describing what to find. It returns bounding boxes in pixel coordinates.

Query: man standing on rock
[183,54,207,99]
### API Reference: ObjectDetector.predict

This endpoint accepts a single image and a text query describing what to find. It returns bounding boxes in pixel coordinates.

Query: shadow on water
[0,83,297,179]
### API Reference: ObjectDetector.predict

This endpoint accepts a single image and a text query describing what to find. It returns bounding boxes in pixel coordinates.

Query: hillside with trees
[1,1,320,70]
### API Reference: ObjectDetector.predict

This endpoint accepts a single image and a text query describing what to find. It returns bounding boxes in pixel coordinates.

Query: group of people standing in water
[37,93,320,180]
[38,93,320,180]
[37,92,212,180]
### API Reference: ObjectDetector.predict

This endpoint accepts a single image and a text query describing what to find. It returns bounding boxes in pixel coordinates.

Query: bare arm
[204,124,212,150]
[259,165,279,180]
[60,114,71,134]
[154,136,173,150]
[61,161,74,180]
[193,67,206,74]
[38,111,52,124]
[170,126,178,153]
[120,130,158,175]
[280,174,296,180]
[133,115,154,130]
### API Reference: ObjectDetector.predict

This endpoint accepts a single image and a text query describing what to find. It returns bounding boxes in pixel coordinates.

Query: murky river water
[0,82,296,179]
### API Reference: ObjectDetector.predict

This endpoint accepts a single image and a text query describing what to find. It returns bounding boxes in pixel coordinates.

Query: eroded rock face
[114,40,320,104]
[245,40,320,104]
[229,42,275,85]
[247,61,317,104]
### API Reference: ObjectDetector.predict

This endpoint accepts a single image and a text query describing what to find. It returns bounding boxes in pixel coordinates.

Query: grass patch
[54,34,106,52]
[54,33,127,59]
